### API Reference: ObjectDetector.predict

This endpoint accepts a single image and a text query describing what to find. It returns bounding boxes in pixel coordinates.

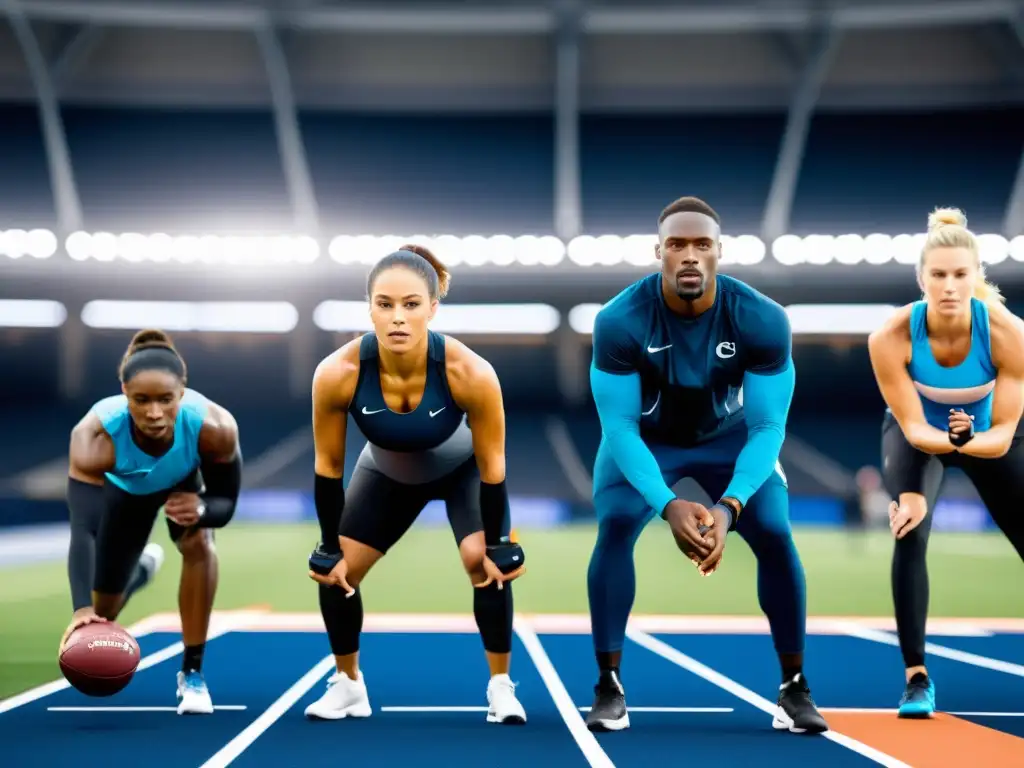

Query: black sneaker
[585,669,629,732]
[309,543,342,576]
[773,673,829,734]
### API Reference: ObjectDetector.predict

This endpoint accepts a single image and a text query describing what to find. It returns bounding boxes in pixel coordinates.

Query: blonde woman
[868,208,1024,718]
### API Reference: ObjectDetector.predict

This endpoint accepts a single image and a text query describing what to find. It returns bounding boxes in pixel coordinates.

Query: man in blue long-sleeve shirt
[585,196,828,736]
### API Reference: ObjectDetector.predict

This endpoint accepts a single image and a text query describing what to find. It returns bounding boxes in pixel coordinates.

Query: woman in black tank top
[304,244,528,727]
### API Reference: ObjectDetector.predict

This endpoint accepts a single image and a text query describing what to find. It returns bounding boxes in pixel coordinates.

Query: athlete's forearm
[197,452,242,528]
[903,421,957,455]
[724,362,794,507]
[957,424,1015,459]
[590,365,675,515]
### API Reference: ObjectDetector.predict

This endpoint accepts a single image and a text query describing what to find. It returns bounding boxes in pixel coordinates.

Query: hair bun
[928,207,967,232]
[128,328,176,352]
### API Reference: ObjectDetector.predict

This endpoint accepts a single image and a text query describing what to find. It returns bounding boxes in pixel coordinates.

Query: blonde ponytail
[919,206,1004,305]
[974,273,1004,305]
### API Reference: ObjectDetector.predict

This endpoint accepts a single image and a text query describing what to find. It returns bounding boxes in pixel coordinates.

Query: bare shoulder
[988,303,1024,372]
[313,336,362,410]
[868,304,912,357]
[69,410,114,477]
[200,399,239,459]
[71,409,105,439]
[444,336,500,405]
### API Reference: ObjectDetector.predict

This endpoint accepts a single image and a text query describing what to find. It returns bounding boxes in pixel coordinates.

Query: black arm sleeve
[479,480,511,546]
[315,473,345,554]
[197,451,242,528]
[66,478,106,611]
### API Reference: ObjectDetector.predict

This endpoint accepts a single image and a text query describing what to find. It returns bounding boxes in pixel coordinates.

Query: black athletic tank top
[349,331,466,453]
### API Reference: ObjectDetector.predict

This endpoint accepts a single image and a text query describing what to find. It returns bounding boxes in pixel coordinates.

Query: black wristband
[486,542,525,575]
[480,479,510,546]
[717,497,742,530]
[314,473,345,554]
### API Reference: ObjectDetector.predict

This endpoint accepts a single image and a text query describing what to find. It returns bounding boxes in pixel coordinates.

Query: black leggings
[881,412,1024,668]
[321,457,514,656]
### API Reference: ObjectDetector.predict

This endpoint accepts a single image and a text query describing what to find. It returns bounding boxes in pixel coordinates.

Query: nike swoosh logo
[647,344,672,353]
[361,407,386,415]
[429,408,446,418]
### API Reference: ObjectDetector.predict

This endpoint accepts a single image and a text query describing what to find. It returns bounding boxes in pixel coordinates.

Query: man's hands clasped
[663,499,731,576]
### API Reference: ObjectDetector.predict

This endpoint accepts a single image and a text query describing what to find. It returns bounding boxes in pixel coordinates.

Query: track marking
[824,708,1024,717]
[835,622,1024,678]
[382,704,733,714]
[579,706,733,713]
[198,655,335,768]
[383,706,489,712]
[0,611,243,714]
[627,628,911,768]
[128,610,1020,635]
[514,618,615,768]
[48,705,247,712]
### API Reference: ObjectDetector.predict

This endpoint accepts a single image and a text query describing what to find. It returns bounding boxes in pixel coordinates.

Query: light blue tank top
[907,298,997,431]
[91,388,209,495]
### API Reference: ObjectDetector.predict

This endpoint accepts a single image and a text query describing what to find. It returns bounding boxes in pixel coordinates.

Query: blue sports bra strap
[972,297,993,360]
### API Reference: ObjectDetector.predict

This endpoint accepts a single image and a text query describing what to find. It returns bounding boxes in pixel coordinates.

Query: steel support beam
[1003,4,1024,236]
[50,23,104,93]
[255,19,319,234]
[553,1,582,242]
[16,0,1019,34]
[4,0,82,233]
[762,21,841,242]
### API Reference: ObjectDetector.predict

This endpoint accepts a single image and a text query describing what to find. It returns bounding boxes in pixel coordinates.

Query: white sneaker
[176,670,214,715]
[304,671,372,720]
[140,543,165,580]
[486,674,526,724]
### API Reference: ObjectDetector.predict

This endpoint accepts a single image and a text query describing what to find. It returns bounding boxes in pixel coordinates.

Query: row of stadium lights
[0,299,898,336]
[2,230,1024,267]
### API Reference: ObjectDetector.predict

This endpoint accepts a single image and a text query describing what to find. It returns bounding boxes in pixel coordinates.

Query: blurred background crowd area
[1,0,1023,544]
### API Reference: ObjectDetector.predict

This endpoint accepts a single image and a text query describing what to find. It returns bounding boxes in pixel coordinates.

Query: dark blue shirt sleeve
[723,298,794,506]
[741,298,792,375]
[592,305,640,374]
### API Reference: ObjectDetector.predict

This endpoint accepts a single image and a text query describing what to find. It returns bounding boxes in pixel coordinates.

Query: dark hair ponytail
[367,244,451,301]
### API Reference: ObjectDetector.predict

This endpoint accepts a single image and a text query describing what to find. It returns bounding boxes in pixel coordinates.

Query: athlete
[585,196,828,735]
[58,329,242,714]
[305,244,527,724]
[868,207,1024,718]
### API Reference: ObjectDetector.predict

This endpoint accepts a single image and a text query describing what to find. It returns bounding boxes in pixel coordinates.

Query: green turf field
[2,521,1023,699]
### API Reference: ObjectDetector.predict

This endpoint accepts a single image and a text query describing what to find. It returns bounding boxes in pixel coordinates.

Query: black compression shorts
[93,468,206,595]
[338,456,496,554]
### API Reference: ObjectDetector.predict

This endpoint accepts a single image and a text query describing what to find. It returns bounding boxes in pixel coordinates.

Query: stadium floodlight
[61,232,319,264]
[0,229,58,259]
[0,299,67,328]
[18,229,1024,268]
[568,303,603,334]
[81,301,299,333]
[328,234,566,267]
[1011,236,1024,262]
[784,304,899,335]
[313,301,561,335]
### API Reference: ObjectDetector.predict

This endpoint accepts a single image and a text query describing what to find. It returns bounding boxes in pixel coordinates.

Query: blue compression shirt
[590,273,795,511]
